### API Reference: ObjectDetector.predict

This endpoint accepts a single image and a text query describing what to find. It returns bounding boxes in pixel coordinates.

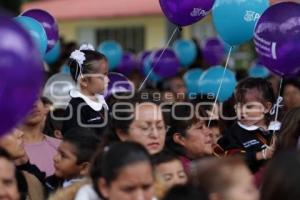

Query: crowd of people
[1,43,300,200]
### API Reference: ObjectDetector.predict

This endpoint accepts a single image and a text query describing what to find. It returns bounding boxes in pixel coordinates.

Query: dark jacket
[62,96,108,137]
[215,122,274,173]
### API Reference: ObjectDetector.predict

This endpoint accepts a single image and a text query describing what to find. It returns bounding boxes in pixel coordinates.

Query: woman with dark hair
[104,91,167,155]
[166,103,213,172]
[89,142,155,200]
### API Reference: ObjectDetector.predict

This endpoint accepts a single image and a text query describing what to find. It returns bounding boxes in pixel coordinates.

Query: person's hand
[256,146,275,160]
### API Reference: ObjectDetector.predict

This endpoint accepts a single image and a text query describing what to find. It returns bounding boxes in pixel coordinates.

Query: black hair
[235,77,275,122]
[41,96,53,106]
[162,184,209,200]
[63,127,101,164]
[103,90,165,145]
[152,150,180,167]
[90,142,153,197]
[166,103,208,156]
[43,108,65,137]
[0,147,12,160]
[189,94,222,129]
[283,78,300,92]
[69,49,107,82]
[235,77,275,105]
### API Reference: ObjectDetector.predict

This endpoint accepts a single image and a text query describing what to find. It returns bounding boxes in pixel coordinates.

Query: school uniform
[62,89,109,137]
[215,121,280,173]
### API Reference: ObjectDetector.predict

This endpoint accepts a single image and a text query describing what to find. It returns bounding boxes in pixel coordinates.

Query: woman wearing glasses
[104,91,167,155]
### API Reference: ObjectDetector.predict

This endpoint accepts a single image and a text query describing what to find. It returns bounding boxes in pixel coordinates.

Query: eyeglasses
[82,73,108,80]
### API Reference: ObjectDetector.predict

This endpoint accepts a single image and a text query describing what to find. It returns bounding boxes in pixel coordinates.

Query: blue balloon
[97,41,123,71]
[212,0,269,46]
[224,42,238,53]
[44,42,60,64]
[173,39,197,67]
[248,64,270,78]
[198,66,237,102]
[143,55,162,83]
[183,69,203,94]
[60,64,71,74]
[14,16,48,56]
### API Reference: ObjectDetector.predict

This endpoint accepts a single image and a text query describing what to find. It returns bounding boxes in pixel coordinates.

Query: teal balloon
[173,39,197,67]
[224,42,238,53]
[198,66,237,102]
[14,16,47,56]
[97,41,123,71]
[183,69,203,94]
[248,64,270,78]
[44,42,60,64]
[143,55,161,83]
[60,65,70,74]
[212,0,269,46]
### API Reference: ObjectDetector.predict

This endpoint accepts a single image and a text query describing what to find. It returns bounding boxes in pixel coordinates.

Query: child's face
[235,88,271,127]
[224,166,259,200]
[84,59,109,95]
[99,162,154,200]
[53,141,82,179]
[155,159,187,190]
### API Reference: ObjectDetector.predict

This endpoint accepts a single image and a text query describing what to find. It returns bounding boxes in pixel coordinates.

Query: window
[96,26,145,53]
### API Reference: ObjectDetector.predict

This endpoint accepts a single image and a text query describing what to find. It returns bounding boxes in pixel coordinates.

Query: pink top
[24,135,61,177]
[179,155,191,174]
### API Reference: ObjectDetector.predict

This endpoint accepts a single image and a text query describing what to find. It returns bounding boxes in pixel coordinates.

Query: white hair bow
[70,50,85,65]
[70,50,86,79]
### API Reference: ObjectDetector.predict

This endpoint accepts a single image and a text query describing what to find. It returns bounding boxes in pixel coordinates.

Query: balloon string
[207,46,233,128]
[138,27,179,91]
[272,77,283,135]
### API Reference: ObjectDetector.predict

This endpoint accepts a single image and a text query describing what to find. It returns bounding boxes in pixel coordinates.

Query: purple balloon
[203,38,225,66]
[22,9,59,52]
[159,0,215,26]
[151,49,180,78]
[104,72,134,99]
[116,53,137,76]
[0,16,44,136]
[254,2,300,76]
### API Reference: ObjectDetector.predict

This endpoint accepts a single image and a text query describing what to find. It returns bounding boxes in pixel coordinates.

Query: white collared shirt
[237,121,281,132]
[70,89,108,112]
